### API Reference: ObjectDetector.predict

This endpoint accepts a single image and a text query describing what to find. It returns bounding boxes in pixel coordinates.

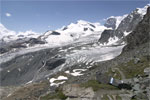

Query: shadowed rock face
[50,31,61,35]
[98,30,114,43]
[99,7,146,44]
[26,38,45,45]
[45,58,66,70]
[123,7,150,51]
[62,26,68,31]
[104,18,117,29]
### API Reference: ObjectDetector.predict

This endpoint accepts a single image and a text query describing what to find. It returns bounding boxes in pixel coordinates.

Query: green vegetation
[119,56,150,78]
[80,80,119,91]
[40,90,67,100]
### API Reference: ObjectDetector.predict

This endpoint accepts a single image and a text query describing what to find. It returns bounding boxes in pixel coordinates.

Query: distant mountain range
[0,5,149,47]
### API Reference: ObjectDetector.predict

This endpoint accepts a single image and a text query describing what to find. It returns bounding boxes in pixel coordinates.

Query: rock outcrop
[63,84,95,100]
[123,7,150,51]
[104,18,117,29]
[99,5,149,45]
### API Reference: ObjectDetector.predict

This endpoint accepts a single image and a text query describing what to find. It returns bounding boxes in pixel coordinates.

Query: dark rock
[98,30,114,44]
[118,83,132,90]
[99,6,146,44]
[89,24,96,28]
[45,58,66,70]
[134,58,140,64]
[90,28,94,31]
[51,31,61,35]
[123,7,150,51]
[26,38,45,45]
[62,26,68,31]
[84,28,88,31]
[104,18,117,29]
[0,48,8,54]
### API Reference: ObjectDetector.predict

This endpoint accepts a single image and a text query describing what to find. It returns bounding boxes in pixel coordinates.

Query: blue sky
[0,0,149,33]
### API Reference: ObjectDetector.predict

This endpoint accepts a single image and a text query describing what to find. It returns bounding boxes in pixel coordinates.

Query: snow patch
[65,69,87,76]
[18,68,21,72]
[87,66,92,68]
[137,5,149,16]
[124,31,132,36]
[49,76,68,87]
[26,80,33,84]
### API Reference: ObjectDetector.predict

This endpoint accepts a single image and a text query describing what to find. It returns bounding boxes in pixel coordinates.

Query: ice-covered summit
[40,20,107,45]
[136,4,149,16]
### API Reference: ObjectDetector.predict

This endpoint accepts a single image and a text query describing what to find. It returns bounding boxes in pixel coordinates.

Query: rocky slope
[99,5,149,45]
[123,6,150,51]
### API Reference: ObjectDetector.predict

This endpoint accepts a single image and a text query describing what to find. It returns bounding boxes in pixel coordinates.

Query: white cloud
[5,13,11,17]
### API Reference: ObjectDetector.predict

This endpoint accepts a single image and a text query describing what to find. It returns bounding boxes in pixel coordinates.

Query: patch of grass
[119,56,150,78]
[80,80,119,91]
[40,90,67,100]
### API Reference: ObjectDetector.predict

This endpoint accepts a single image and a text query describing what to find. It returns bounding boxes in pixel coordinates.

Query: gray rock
[134,58,140,64]
[133,84,140,92]
[63,84,95,100]
[104,18,117,29]
[144,67,150,76]
[99,6,146,44]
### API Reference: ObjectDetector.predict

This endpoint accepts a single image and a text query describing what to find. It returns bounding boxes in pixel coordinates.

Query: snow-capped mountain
[59,20,105,34]
[0,24,43,54]
[0,23,40,43]
[0,23,16,40]
[40,20,107,45]
[99,4,149,45]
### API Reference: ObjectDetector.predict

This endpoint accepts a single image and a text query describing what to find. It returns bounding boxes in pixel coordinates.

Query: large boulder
[63,84,95,100]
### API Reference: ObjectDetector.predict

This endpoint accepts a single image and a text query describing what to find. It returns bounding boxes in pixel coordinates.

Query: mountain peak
[135,4,149,16]
[76,20,89,24]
